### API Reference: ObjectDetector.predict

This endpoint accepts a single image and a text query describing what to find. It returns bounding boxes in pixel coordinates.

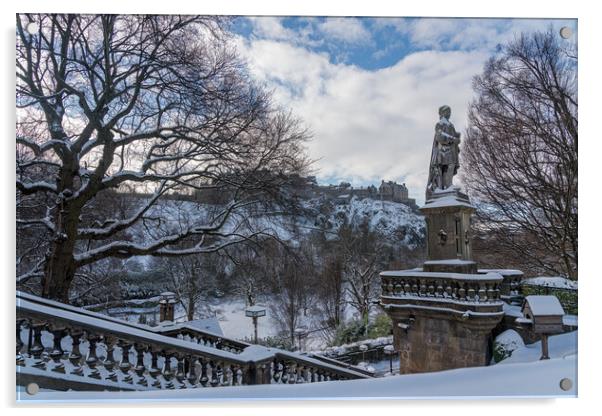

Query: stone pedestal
[421,187,475,265]
[380,186,506,374]
[390,308,501,374]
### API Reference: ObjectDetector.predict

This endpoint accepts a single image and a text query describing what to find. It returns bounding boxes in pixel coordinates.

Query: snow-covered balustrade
[156,325,250,354]
[16,292,369,392]
[380,270,504,314]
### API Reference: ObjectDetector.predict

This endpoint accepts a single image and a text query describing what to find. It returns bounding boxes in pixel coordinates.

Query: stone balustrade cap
[380,270,503,282]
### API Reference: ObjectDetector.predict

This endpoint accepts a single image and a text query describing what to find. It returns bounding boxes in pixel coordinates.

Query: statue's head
[438,105,451,118]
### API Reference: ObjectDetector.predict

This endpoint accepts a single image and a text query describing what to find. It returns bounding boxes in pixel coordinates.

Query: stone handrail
[17,292,369,391]
[380,270,503,304]
[18,291,250,354]
[155,325,250,354]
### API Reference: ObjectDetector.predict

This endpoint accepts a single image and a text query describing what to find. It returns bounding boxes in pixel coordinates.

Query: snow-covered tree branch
[16,14,310,301]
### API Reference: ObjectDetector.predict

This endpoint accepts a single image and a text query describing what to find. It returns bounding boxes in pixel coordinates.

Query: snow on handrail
[16,292,369,391]
[17,291,249,353]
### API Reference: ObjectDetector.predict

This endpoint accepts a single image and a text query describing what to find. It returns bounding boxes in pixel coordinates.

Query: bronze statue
[426,105,461,199]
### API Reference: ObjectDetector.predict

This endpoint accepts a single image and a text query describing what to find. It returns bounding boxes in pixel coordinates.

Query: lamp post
[359,344,368,364]
[384,344,395,374]
[245,305,266,344]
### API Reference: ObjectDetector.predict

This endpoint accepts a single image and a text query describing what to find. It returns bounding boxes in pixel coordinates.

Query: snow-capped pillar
[420,188,477,273]
[159,292,177,323]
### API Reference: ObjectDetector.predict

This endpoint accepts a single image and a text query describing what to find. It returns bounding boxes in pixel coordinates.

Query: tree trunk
[41,245,77,303]
[41,199,81,302]
[187,296,195,321]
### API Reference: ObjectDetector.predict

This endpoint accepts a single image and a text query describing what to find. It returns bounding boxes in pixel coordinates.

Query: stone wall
[393,313,494,374]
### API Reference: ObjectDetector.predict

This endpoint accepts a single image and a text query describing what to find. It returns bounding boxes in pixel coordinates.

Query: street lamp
[245,305,266,344]
[384,344,396,374]
[359,344,368,364]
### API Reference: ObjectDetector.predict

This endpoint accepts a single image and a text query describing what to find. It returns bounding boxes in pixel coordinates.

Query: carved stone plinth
[420,187,475,263]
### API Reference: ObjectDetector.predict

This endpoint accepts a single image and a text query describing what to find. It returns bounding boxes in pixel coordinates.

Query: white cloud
[235,36,487,204]
[247,16,295,41]
[317,17,372,45]
[396,18,577,51]
[233,17,578,204]
[245,17,323,48]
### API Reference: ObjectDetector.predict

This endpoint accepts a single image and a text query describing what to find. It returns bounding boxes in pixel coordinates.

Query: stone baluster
[85,334,101,379]
[220,363,230,387]
[403,282,410,294]
[318,369,326,382]
[68,329,84,376]
[30,322,46,370]
[458,283,466,300]
[162,352,175,389]
[428,283,435,296]
[118,340,133,383]
[411,282,419,294]
[149,349,162,388]
[234,365,243,386]
[487,283,495,302]
[209,361,219,387]
[48,326,66,374]
[494,284,501,300]
[199,358,209,387]
[280,361,289,384]
[436,284,444,297]
[478,284,487,302]
[186,356,198,386]
[445,284,453,298]
[419,283,427,296]
[296,365,306,384]
[103,336,118,381]
[272,360,282,383]
[287,362,296,384]
[134,344,148,386]
[467,286,476,301]
[16,319,25,366]
[175,354,186,387]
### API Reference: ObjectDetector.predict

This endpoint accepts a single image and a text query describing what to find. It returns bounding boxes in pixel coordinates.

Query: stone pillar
[421,188,475,265]
[159,292,177,323]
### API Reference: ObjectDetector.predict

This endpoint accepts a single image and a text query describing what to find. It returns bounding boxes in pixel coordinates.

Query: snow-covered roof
[523,295,565,316]
[522,277,577,290]
[171,318,224,336]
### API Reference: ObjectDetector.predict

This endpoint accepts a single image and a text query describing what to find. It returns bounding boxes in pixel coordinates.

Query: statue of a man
[426,105,461,199]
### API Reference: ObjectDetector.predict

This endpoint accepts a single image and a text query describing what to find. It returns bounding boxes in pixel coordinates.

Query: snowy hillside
[299,196,425,247]
[128,195,425,262]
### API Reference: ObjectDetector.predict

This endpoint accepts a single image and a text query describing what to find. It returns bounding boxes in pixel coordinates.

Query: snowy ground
[103,295,342,351]
[20,331,577,402]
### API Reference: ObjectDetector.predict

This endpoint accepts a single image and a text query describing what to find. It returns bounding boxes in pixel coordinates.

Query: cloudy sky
[230,17,577,204]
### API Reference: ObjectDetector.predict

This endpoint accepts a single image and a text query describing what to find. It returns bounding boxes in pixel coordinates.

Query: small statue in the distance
[426,105,461,200]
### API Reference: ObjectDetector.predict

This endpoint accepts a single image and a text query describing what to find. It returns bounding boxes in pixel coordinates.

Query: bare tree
[339,221,382,332]
[462,29,577,279]
[16,14,310,301]
[268,243,317,347]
